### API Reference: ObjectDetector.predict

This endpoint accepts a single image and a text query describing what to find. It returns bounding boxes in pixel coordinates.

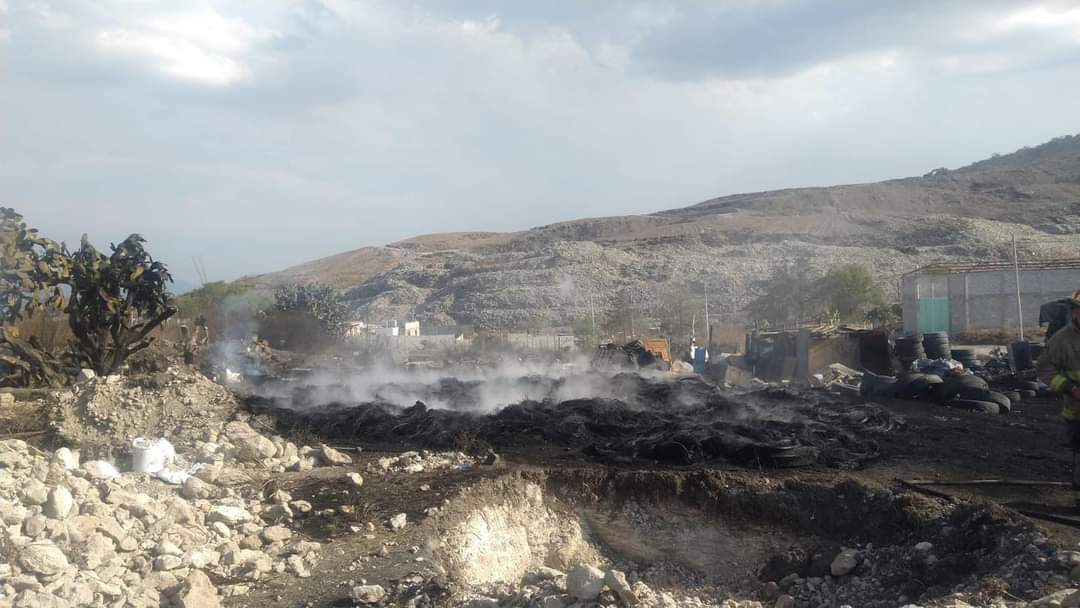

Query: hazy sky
[3,1,1080,288]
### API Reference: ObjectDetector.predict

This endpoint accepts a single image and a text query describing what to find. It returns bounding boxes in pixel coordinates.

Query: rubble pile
[463,563,747,608]
[0,415,363,608]
[46,367,239,449]
[370,450,474,475]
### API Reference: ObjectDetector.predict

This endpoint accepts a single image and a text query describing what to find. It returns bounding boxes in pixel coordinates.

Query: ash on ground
[252,372,899,469]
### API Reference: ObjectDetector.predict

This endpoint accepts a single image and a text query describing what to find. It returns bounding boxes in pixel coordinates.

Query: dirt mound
[46,367,239,449]
[250,375,900,469]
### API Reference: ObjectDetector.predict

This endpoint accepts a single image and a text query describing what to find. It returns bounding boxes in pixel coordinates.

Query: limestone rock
[351,585,386,604]
[262,525,292,543]
[830,548,859,577]
[389,513,407,530]
[346,472,364,488]
[18,542,70,576]
[318,444,352,466]
[82,460,120,480]
[181,477,217,500]
[566,564,605,600]
[43,486,75,519]
[19,480,48,505]
[52,448,79,470]
[174,570,221,608]
[207,505,253,527]
[605,569,637,606]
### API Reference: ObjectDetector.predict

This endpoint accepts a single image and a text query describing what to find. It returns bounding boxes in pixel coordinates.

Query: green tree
[818,263,885,322]
[66,235,176,374]
[0,207,177,383]
[747,258,823,328]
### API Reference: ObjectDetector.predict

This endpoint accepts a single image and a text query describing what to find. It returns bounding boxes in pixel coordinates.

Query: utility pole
[1013,235,1024,340]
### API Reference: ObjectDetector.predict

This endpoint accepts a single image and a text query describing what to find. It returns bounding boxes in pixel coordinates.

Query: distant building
[901,260,1080,334]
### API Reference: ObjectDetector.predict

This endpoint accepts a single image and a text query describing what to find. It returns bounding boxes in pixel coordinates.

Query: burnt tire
[983,391,1012,414]
[950,399,1000,414]
[1003,390,1022,402]
[938,374,989,402]
[1014,380,1039,391]
[1020,389,1037,399]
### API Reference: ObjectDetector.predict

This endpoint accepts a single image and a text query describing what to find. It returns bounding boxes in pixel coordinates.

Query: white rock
[318,444,353,466]
[605,570,637,606]
[346,472,364,488]
[154,555,183,571]
[174,569,221,608]
[52,448,79,470]
[19,480,48,505]
[261,525,292,543]
[1031,589,1078,608]
[207,505,253,527]
[566,564,605,600]
[389,513,407,530]
[18,542,70,576]
[351,585,386,604]
[914,542,934,553]
[82,460,120,480]
[43,486,75,519]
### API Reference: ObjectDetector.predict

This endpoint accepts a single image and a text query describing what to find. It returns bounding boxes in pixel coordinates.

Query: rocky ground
[8,365,1080,607]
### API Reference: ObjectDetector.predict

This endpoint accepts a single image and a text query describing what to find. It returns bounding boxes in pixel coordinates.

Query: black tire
[956,386,993,401]
[1020,389,1037,399]
[1004,390,1022,402]
[939,374,989,401]
[1014,381,1040,391]
[950,399,1000,414]
[983,391,1012,413]
[896,373,934,400]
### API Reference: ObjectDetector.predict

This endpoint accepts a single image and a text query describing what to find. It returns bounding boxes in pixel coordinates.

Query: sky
[3,0,1080,289]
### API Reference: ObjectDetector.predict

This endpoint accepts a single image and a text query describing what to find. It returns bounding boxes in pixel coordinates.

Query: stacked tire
[895,334,926,370]
[930,374,1011,414]
[923,332,951,360]
[950,348,978,370]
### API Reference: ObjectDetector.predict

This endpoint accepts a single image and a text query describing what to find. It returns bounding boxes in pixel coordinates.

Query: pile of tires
[929,374,1011,414]
[950,348,978,369]
[1003,379,1040,400]
[895,334,926,369]
[923,332,951,360]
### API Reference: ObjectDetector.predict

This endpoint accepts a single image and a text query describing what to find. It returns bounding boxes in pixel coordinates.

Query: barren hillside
[251,134,1080,329]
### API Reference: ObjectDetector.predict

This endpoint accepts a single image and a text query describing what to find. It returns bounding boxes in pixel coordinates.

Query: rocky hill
[250,135,1080,329]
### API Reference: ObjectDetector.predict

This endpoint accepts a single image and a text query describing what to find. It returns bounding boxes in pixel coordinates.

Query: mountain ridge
[248,134,1080,329]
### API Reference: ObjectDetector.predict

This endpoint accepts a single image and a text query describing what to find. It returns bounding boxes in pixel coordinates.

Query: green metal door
[918,298,949,333]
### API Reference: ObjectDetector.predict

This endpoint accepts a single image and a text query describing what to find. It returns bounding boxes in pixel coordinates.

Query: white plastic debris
[131,437,176,475]
[154,467,190,485]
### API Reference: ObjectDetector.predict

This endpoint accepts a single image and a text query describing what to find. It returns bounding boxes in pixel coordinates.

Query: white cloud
[1,1,1080,284]
[93,9,274,85]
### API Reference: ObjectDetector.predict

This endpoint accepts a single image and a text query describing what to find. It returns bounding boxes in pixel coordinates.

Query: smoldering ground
[245,364,900,469]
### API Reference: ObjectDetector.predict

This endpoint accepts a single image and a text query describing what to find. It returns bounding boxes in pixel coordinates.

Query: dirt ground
[218,391,1080,608]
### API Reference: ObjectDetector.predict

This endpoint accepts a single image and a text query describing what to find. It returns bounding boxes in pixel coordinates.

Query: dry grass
[951,326,1046,345]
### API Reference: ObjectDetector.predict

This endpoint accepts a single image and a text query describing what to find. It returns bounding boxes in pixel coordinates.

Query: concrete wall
[903,268,1080,333]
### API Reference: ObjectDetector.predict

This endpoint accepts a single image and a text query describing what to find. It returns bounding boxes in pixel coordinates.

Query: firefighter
[1037,297,1080,488]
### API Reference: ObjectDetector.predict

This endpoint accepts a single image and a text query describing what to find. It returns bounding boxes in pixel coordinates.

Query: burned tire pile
[248,373,900,469]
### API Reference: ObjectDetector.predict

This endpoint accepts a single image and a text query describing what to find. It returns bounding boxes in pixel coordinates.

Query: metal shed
[900,259,1080,334]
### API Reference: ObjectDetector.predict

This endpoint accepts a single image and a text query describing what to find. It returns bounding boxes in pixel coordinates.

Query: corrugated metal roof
[904,258,1080,276]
